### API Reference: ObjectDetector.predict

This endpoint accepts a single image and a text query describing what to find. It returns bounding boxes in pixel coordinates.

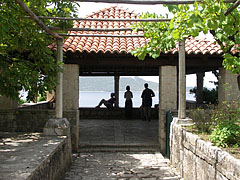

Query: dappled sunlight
[43,139,61,146]
[66,152,180,179]
[0,133,42,147]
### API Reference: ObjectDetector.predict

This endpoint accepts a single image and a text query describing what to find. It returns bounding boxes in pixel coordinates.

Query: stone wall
[218,67,240,103]
[0,109,55,132]
[79,107,158,120]
[28,136,72,180]
[159,66,177,154]
[170,118,240,180]
[0,109,78,152]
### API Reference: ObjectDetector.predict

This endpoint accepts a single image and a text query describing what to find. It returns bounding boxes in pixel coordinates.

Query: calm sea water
[79,91,195,107]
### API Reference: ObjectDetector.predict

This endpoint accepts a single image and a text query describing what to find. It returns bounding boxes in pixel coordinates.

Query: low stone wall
[0,109,78,152]
[170,118,240,180]
[28,136,72,180]
[79,107,158,119]
[0,109,55,132]
[0,133,72,180]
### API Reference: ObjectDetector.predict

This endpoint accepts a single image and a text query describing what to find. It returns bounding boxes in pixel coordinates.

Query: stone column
[159,66,177,154]
[218,67,239,103]
[114,76,120,108]
[44,39,71,143]
[0,96,17,110]
[196,72,205,104]
[178,40,186,119]
[55,38,63,118]
[63,64,79,152]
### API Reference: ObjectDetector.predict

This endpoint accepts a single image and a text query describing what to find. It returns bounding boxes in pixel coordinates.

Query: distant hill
[79,76,159,92]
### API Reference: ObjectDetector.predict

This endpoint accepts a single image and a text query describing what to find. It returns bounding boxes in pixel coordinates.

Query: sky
[76,2,217,89]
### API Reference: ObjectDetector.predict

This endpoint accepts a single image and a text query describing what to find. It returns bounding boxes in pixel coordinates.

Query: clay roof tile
[61,6,225,55]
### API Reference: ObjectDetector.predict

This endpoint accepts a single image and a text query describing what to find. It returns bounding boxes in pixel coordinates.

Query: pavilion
[0,6,239,153]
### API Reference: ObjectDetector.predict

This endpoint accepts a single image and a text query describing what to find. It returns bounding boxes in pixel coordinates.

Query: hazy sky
[76,2,217,88]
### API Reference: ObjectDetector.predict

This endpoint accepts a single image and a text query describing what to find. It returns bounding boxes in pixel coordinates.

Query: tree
[131,0,240,75]
[0,0,79,101]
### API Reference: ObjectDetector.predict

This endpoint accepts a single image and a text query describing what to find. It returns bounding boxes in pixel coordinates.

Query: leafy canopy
[0,0,79,101]
[131,0,240,75]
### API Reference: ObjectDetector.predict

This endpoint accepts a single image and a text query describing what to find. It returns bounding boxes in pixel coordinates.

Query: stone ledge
[170,120,240,180]
[0,133,72,180]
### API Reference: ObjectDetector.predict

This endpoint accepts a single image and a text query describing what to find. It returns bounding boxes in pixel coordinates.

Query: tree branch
[224,0,240,16]
[16,0,63,39]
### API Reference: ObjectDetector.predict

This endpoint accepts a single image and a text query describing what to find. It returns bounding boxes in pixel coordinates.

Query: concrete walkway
[63,119,181,180]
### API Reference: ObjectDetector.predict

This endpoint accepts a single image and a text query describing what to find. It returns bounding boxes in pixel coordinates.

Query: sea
[79,91,195,107]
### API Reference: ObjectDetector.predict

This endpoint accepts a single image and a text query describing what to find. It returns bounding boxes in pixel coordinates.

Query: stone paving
[78,119,158,146]
[63,152,181,180]
[63,119,181,180]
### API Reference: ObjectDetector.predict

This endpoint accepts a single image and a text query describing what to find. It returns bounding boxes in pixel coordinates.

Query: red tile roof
[59,6,224,55]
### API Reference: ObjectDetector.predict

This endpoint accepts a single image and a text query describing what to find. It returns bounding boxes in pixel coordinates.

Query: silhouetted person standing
[124,85,133,118]
[141,83,155,121]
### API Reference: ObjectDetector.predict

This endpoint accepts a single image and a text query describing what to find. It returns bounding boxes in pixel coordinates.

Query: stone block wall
[159,66,177,154]
[79,107,158,120]
[218,67,240,103]
[0,109,78,152]
[170,119,240,180]
[0,109,55,132]
[28,136,72,180]
[64,110,79,152]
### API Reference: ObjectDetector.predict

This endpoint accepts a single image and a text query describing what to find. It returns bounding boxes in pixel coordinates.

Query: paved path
[63,119,181,180]
[63,152,181,180]
[79,119,158,146]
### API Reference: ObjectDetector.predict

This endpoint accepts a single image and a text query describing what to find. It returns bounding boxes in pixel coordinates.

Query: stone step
[78,144,160,152]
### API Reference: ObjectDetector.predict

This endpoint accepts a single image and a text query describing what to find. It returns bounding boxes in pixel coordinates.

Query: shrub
[210,121,240,147]
[210,101,240,147]
[189,108,214,133]
[190,87,218,104]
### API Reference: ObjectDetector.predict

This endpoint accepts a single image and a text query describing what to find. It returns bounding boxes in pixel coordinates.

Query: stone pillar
[218,67,239,103]
[0,96,17,110]
[56,38,63,118]
[63,64,79,152]
[159,66,177,154]
[196,72,205,104]
[178,40,186,119]
[114,76,120,108]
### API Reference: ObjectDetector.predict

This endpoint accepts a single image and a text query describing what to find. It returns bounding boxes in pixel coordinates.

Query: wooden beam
[69,0,236,4]
[34,16,171,22]
[49,26,143,31]
[224,0,240,16]
[58,33,145,37]
[16,0,62,39]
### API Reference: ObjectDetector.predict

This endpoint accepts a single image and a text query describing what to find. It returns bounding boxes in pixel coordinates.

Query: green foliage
[37,93,46,102]
[189,101,240,148]
[189,108,213,133]
[18,98,27,105]
[190,87,218,104]
[0,0,79,101]
[131,0,240,74]
[210,122,240,147]
[210,102,240,147]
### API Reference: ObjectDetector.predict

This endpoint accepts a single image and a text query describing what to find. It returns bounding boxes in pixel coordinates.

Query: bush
[189,108,214,133]
[190,87,218,104]
[210,102,240,147]
[210,121,240,147]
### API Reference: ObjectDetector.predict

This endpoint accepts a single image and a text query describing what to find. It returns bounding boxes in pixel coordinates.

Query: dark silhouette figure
[141,83,155,121]
[124,85,133,118]
[96,93,116,108]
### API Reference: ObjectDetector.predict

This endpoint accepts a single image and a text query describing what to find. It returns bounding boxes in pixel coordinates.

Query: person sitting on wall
[95,93,116,108]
